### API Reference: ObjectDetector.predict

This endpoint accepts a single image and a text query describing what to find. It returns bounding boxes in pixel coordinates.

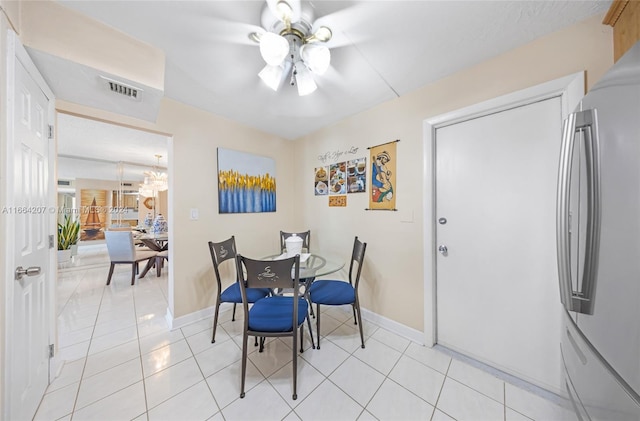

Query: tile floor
[36,244,576,421]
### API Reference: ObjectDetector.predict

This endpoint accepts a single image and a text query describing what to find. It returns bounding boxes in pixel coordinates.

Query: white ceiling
[57,113,168,182]
[38,1,611,181]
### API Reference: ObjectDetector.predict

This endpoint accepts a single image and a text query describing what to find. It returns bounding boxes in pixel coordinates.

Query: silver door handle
[438,245,448,255]
[556,109,601,315]
[15,266,41,280]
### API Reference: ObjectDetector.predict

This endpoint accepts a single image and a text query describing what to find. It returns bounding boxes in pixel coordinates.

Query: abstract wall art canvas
[217,148,276,213]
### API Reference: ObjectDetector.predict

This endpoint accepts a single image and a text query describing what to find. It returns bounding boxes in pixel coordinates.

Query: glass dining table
[263,252,345,279]
[136,233,169,252]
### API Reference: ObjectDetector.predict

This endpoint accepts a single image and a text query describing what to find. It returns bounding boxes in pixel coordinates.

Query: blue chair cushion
[309,280,355,305]
[220,282,270,303]
[248,296,308,332]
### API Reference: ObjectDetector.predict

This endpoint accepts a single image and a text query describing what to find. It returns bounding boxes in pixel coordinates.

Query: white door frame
[422,72,584,346]
[3,29,57,419]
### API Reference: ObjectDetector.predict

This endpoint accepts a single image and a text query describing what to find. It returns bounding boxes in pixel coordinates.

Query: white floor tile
[247,338,294,378]
[436,378,504,421]
[57,340,90,362]
[142,339,193,377]
[506,408,533,420]
[194,339,242,378]
[370,328,411,353]
[269,358,325,406]
[206,359,264,409]
[186,329,227,355]
[76,358,143,409]
[387,355,445,406]
[301,339,350,376]
[181,318,215,338]
[352,337,402,375]
[432,409,456,421]
[139,328,185,355]
[72,381,146,421]
[294,380,364,421]
[148,380,219,421]
[314,311,343,337]
[504,383,574,421]
[447,358,505,403]
[221,381,291,421]
[326,323,366,354]
[329,355,385,407]
[404,343,452,374]
[83,340,140,378]
[145,357,204,409]
[87,325,138,355]
[47,358,85,393]
[367,379,435,421]
[33,382,78,421]
[357,409,378,420]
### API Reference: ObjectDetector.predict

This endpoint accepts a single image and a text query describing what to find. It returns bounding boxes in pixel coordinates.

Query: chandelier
[139,154,168,198]
[249,0,332,96]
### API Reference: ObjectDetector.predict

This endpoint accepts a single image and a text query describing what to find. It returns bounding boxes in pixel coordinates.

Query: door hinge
[49,344,54,358]
[48,125,54,140]
[49,235,55,249]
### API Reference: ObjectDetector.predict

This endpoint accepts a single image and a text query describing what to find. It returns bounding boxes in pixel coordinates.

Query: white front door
[5,31,54,421]
[435,96,564,391]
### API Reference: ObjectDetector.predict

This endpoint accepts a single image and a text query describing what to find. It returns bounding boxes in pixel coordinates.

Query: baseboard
[168,305,229,331]
[358,306,425,345]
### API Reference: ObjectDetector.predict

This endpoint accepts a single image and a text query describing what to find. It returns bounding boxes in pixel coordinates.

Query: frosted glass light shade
[259,64,284,91]
[294,62,317,96]
[259,32,289,66]
[300,44,330,75]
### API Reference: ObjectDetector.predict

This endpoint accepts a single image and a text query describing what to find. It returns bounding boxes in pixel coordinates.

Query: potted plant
[58,215,80,262]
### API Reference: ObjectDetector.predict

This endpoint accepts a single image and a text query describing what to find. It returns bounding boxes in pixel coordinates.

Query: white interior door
[435,97,564,391]
[6,32,53,420]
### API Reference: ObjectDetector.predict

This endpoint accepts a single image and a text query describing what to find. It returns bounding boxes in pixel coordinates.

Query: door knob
[15,266,41,281]
[438,245,448,256]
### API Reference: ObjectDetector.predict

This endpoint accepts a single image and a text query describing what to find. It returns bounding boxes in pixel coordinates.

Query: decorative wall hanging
[314,166,328,195]
[80,189,107,240]
[367,140,399,211]
[329,162,346,195]
[217,148,276,213]
[329,195,347,207]
[347,157,366,193]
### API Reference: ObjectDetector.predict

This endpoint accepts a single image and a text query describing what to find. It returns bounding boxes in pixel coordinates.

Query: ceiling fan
[248,0,333,96]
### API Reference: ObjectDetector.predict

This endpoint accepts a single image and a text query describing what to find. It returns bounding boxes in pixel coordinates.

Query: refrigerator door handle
[556,109,601,315]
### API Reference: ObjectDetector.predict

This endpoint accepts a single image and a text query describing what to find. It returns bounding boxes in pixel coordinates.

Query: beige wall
[20,0,165,90]
[294,13,613,333]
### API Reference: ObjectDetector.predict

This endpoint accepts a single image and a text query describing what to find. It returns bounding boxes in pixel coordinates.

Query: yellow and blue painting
[217,148,276,213]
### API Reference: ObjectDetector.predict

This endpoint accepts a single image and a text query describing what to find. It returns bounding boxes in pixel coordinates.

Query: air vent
[99,76,143,102]
[58,180,71,186]
[122,183,133,187]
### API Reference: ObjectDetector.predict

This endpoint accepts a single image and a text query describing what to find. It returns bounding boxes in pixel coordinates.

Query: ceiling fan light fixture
[259,64,284,91]
[294,62,317,96]
[300,44,330,75]
[276,0,293,21]
[259,32,289,66]
[306,26,332,43]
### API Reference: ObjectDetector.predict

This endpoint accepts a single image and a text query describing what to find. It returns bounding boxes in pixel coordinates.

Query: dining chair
[236,254,308,400]
[309,236,367,349]
[280,230,311,254]
[207,236,271,343]
[105,230,157,285]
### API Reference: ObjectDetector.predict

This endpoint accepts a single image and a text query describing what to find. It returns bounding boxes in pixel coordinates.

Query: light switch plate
[190,208,199,220]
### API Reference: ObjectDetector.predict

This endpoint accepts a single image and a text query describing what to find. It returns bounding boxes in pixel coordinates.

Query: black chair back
[208,236,238,291]
[349,236,367,290]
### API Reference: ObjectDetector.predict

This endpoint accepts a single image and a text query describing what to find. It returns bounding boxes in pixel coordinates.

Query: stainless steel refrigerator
[557,40,640,420]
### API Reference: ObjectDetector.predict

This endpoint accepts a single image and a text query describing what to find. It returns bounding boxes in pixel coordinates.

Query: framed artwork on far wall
[217,148,276,213]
